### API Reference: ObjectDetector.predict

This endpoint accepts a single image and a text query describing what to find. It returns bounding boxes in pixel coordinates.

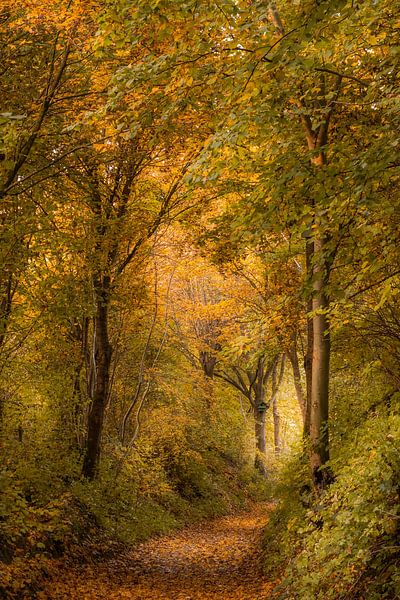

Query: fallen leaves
[39,503,276,599]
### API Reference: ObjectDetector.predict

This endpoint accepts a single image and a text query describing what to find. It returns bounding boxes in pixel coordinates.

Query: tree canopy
[0,1,399,598]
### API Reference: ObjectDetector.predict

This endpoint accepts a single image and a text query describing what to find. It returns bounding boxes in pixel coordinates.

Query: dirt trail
[42,503,275,599]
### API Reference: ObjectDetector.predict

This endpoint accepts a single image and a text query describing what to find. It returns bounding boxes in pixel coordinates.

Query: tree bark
[253,356,269,476]
[301,84,340,489]
[272,398,280,455]
[82,280,112,480]
[304,238,314,438]
[199,350,217,378]
[215,355,280,476]
[310,236,331,489]
[287,335,306,424]
[266,0,341,492]
[271,355,285,454]
[254,406,268,476]
[271,359,279,454]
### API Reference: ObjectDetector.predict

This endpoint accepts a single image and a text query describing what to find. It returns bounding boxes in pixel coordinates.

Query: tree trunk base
[255,454,268,478]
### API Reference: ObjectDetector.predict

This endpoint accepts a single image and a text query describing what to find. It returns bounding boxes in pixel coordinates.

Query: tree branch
[314,67,368,87]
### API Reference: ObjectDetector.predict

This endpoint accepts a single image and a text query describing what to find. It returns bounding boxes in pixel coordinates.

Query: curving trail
[42,503,275,599]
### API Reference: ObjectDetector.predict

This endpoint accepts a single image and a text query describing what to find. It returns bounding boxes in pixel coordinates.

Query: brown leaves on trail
[40,503,275,599]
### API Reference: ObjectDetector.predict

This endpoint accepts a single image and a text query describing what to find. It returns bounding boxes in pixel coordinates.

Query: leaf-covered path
[43,503,275,599]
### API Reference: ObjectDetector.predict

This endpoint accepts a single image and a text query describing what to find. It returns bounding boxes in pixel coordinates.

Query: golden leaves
[41,503,276,599]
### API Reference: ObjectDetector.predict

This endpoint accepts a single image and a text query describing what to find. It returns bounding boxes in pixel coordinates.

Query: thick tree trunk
[82,282,112,480]
[310,237,331,490]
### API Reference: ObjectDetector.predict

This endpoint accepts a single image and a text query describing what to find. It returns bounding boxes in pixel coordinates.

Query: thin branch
[262,26,302,61]
[214,370,251,402]
[314,67,368,87]
[0,38,72,197]
[120,251,160,444]
[348,270,400,300]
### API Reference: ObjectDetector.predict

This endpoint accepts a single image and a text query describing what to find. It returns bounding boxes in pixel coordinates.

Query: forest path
[43,502,276,599]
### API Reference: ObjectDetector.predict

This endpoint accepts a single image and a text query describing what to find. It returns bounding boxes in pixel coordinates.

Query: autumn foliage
[1,1,399,599]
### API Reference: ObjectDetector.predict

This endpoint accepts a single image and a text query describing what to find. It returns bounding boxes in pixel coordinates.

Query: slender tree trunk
[0,389,5,440]
[307,143,337,489]
[304,239,314,438]
[82,281,112,480]
[254,406,268,476]
[272,397,280,454]
[74,317,90,450]
[0,273,14,434]
[253,357,269,476]
[310,237,331,489]
[215,356,279,476]
[271,355,285,454]
[287,335,306,423]
[71,361,85,450]
[0,273,13,351]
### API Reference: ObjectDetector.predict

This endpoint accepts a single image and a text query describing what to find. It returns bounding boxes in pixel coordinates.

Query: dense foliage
[0,0,399,598]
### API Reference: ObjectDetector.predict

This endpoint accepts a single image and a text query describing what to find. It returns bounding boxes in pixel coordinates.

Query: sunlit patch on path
[42,503,275,599]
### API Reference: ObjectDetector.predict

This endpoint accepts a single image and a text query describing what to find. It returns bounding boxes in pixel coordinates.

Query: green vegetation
[0,0,399,598]
[265,354,400,599]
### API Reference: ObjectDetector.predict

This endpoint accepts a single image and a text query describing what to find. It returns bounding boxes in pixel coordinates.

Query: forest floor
[39,502,276,599]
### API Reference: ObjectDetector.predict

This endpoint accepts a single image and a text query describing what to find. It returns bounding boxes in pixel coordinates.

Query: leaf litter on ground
[39,502,276,599]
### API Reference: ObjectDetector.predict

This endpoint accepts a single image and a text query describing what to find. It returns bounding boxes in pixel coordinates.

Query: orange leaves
[6,0,101,36]
[40,503,276,599]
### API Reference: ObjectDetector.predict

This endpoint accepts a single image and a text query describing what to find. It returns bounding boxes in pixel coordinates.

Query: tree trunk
[304,238,314,438]
[266,1,340,492]
[272,396,280,454]
[72,362,85,451]
[199,350,217,378]
[310,236,331,490]
[287,336,306,424]
[271,355,285,454]
[0,272,13,351]
[254,406,268,476]
[82,281,112,480]
[215,356,279,477]
[253,357,269,476]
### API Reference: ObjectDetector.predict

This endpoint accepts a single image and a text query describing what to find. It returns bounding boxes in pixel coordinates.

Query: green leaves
[276,412,400,599]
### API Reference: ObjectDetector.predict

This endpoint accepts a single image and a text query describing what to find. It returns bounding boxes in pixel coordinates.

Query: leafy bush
[262,451,312,577]
[274,409,400,600]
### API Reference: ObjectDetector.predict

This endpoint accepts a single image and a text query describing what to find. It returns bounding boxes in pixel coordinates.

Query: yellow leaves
[7,0,101,35]
[165,75,193,95]
[92,142,109,153]
[237,82,259,105]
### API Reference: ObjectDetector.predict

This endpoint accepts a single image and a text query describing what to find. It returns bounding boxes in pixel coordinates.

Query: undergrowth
[0,399,267,599]
[264,402,400,600]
